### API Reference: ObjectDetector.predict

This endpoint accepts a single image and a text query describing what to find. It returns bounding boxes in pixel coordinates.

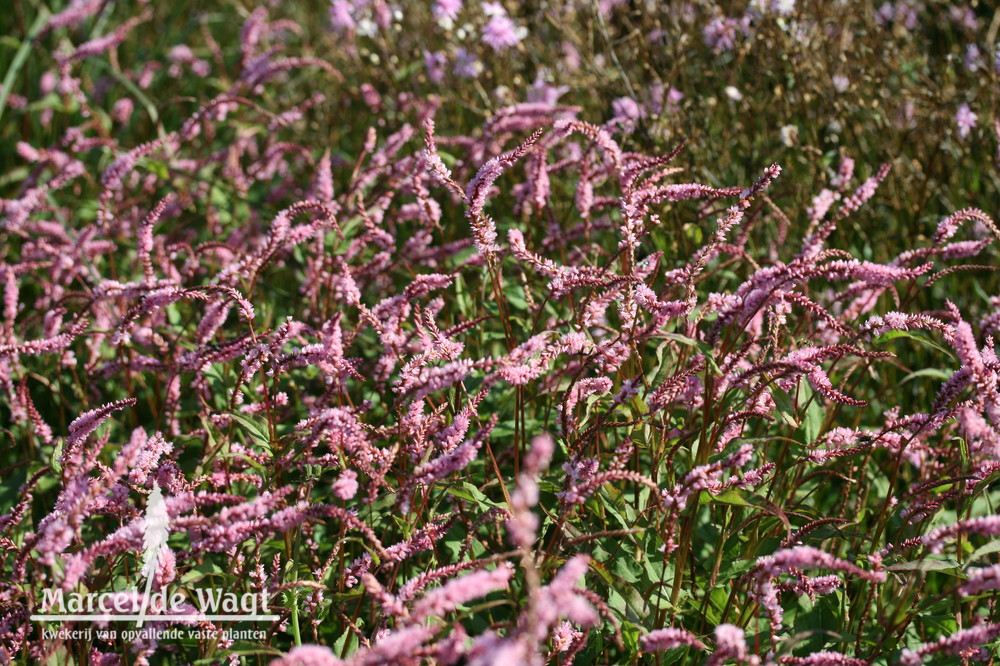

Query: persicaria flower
[958,564,1000,597]
[271,644,344,665]
[332,470,358,500]
[780,652,869,665]
[111,98,134,124]
[956,103,977,140]
[480,2,526,51]
[453,48,481,78]
[523,433,554,475]
[923,515,1000,553]
[611,97,643,122]
[329,0,357,33]
[411,563,514,621]
[530,555,600,636]
[709,623,758,665]
[704,15,750,53]
[964,44,982,72]
[551,621,582,652]
[949,6,979,31]
[779,124,799,147]
[433,0,462,23]
[753,0,796,15]
[749,546,885,631]
[899,622,1000,666]
[641,627,707,652]
[424,50,446,84]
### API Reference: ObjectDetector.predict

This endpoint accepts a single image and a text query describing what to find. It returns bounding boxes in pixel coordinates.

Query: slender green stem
[0,7,48,126]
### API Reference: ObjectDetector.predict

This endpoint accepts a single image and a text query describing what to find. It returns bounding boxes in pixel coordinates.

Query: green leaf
[504,288,528,311]
[88,57,160,126]
[647,340,676,389]
[606,583,650,622]
[77,200,99,222]
[166,302,182,326]
[703,586,729,626]
[602,501,634,532]
[662,333,721,375]
[217,452,268,476]
[445,482,500,509]
[800,383,824,445]
[180,561,227,585]
[717,557,755,582]
[900,368,954,384]
[436,149,458,168]
[0,166,30,189]
[202,363,230,396]
[919,614,958,636]
[966,539,1000,567]
[771,386,799,429]
[229,412,272,453]
[50,439,64,474]
[0,465,27,514]
[327,589,365,604]
[588,558,616,587]
[611,554,643,584]
[698,488,750,507]
[143,159,171,180]
[621,621,641,657]
[452,273,472,319]
[874,330,955,359]
[332,623,360,658]
[885,558,961,573]
[973,278,992,306]
[0,8,49,125]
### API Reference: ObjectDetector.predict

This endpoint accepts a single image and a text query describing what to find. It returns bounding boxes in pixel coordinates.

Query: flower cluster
[1,2,999,665]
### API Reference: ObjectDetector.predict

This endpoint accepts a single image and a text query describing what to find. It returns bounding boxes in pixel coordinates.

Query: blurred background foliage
[2,0,998,425]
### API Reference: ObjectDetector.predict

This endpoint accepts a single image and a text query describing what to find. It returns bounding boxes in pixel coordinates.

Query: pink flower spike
[523,433,554,475]
[900,622,1000,666]
[958,564,1000,597]
[411,563,514,622]
[63,397,137,467]
[464,128,543,258]
[269,644,344,665]
[331,470,358,501]
[778,652,869,665]
[707,623,756,666]
[955,103,977,139]
[641,627,708,652]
